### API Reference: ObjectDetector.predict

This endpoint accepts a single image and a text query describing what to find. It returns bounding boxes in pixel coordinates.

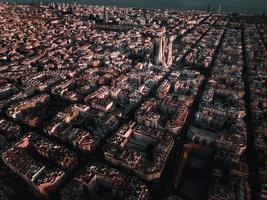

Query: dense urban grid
[0,2,266,200]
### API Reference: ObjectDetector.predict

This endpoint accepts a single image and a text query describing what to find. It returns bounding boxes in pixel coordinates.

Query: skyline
[3,0,267,14]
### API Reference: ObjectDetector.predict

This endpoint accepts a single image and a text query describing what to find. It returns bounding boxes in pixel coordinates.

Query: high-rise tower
[218,4,222,14]
[125,8,129,20]
[104,7,108,23]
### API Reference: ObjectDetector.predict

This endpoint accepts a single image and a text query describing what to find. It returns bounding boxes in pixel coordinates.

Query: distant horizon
[3,0,267,14]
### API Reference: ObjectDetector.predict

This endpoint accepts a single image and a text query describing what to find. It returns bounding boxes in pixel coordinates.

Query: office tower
[104,7,108,23]
[218,4,222,14]
[125,8,129,20]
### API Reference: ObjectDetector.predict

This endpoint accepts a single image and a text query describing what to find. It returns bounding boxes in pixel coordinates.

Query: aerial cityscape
[0,1,266,200]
